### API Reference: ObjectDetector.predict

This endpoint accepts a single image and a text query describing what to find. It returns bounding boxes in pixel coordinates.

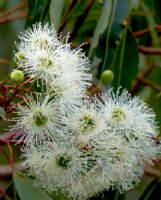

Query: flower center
[111,107,126,122]
[111,147,124,162]
[80,115,95,134]
[33,111,48,127]
[39,57,53,69]
[14,51,26,63]
[56,154,72,169]
[35,38,49,48]
[49,84,63,100]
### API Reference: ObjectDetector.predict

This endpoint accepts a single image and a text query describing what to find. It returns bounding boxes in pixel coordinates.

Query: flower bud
[14,51,25,64]
[0,107,6,119]
[10,69,25,84]
[100,70,114,85]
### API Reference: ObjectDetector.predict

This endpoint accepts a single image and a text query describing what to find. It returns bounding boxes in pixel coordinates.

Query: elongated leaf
[153,0,161,23]
[88,0,112,59]
[13,170,54,200]
[141,2,160,47]
[50,0,65,29]
[89,0,131,78]
[102,0,131,71]
[139,178,159,200]
[26,0,50,26]
[111,27,138,90]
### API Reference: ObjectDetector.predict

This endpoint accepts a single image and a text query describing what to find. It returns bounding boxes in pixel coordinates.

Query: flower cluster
[12,23,160,200]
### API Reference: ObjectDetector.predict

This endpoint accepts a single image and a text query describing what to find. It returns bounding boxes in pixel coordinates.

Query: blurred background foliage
[1,0,161,199]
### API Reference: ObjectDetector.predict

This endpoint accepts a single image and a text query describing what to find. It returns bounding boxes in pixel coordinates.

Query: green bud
[8,90,14,95]
[100,70,114,85]
[10,70,25,84]
[56,154,72,169]
[0,107,6,120]
[14,52,26,64]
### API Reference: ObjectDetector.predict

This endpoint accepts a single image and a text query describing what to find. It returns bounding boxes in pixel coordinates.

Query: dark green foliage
[112,28,138,90]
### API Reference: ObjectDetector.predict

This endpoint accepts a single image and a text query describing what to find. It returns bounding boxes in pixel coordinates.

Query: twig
[145,163,161,177]
[7,143,14,172]
[0,164,12,178]
[6,13,27,21]
[133,25,161,37]
[138,45,161,55]
[2,1,27,16]
[136,76,161,93]
[0,187,10,200]
[0,59,10,65]
[131,64,156,94]
[145,170,160,177]
[0,162,24,179]
[131,11,155,17]
[69,0,94,41]
[58,0,78,32]
[0,13,27,24]
[22,78,33,86]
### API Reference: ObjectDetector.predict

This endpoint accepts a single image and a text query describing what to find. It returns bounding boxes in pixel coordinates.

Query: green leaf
[88,0,112,59]
[13,170,54,200]
[73,1,102,43]
[141,2,160,47]
[111,27,138,90]
[102,0,131,71]
[89,0,131,78]
[26,0,50,26]
[153,0,161,23]
[50,0,65,29]
[139,178,159,200]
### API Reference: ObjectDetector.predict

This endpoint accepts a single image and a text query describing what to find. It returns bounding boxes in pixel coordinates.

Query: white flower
[24,140,91,197]
[14,23,92,93]
[90,133,143,192]
[12,93,60,147]
[102,88,158,149]
[45,45,92,95]
[16,43,91,90]
[16,47,64,84]
[17,22,59,50]
[58,45,91,88]
[69,172,107,200]
[63,97,106,145]
[12,22,161,199]
[47,75,84,112]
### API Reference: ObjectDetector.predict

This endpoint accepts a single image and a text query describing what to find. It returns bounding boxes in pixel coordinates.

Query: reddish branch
[136,76,161,92]
[0,187,10,200]
[0,77,32,112]
[133,25,161,37]
[0,165,12,178]
[138,45,161,55]
[131,11,155,17]
[131,64,156,94]
[0,0,27,24]
[131,64,161,95]
[0,59,10,65]
[69,0,94,41]
[2,1,27,16]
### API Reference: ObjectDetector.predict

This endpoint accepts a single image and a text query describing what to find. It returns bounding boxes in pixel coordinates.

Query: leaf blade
[111,27,139,90]
[88,0,112,58]
[13,170,54,200]
[50,0,65,29]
